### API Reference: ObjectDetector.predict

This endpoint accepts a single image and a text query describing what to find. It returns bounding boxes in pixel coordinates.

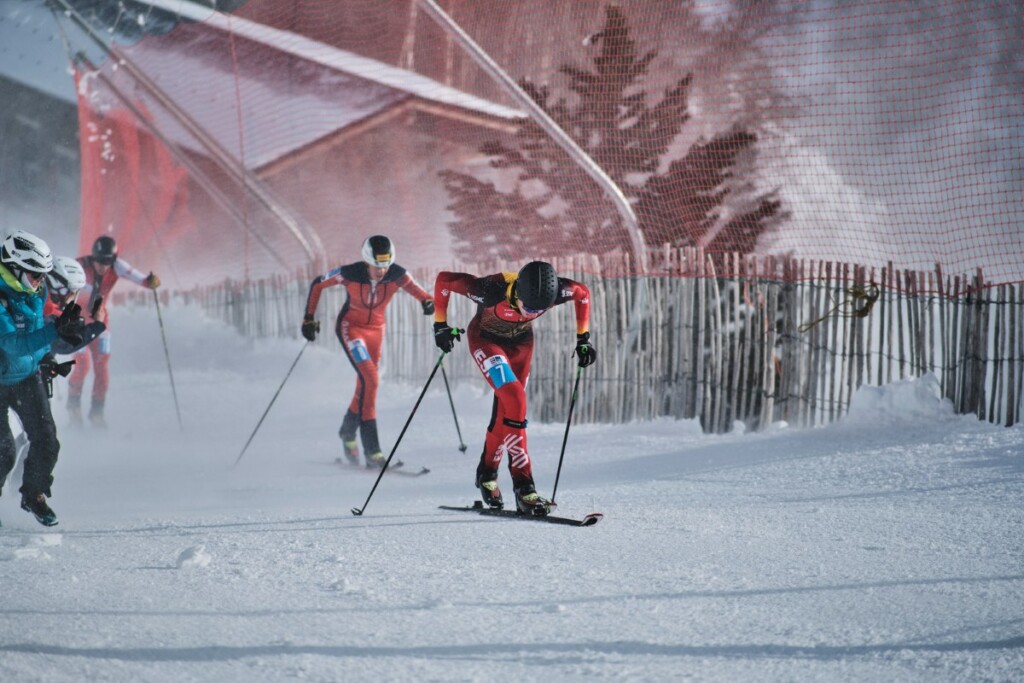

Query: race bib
[347,338,370,363]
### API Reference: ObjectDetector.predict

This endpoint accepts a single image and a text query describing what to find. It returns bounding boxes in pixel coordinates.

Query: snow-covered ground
[0,301,1021,682]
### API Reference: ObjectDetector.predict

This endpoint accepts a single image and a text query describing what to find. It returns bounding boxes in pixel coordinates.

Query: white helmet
[1,230,53,288]
[47,255,87,298]
[361,235,395,269]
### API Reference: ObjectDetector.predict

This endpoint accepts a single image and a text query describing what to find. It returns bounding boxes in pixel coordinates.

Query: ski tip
[350,508,364,516]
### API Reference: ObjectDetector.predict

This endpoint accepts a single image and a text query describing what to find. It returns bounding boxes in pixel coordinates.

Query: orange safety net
[75,68,196,268]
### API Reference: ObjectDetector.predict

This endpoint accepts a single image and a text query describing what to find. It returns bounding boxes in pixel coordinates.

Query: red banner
[74,67,195,261]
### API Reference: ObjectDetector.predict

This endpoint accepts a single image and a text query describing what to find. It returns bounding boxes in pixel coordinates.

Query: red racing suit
[433,270,590,485]
[304,262,431,429]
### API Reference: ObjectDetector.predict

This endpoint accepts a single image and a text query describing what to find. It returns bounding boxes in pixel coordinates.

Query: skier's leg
[338,319,384,465]
[499,342,550,514]
[67,346,91,423]
[15,375,60,500]
[469,338,530,479]
[499,341,534,486]
[0,390,16,497]
[15,377,60,526]
[475,397,504,507]
[338,409,360,463]
[89,331,111,426]
[356,329,384,464]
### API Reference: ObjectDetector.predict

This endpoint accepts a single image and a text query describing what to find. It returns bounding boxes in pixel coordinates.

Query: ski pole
[233,341,310,468]
[440,364,468,453]
[550,364,583,504]
[153,290,183,431]
[352,351,447,516]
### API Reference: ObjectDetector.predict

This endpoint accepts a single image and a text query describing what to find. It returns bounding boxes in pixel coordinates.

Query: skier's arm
[395,269,433,314]
[556,278,591,335]
[303,267,346,319]
[556,278,595,367]
[0,307,58,359]
[113,257,150,286]
[50,321,106,356]
[396,271,431,303]
[432,271,477,325]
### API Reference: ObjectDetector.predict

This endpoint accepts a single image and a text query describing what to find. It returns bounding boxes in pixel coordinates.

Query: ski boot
[359,419,387,469]
[475,465,503,509]
[514,482,553,517]
[67,395,83,427]
[21,493,58,527]
[88,399,107,429]
[341,440,360,465]
[338,411,360,465]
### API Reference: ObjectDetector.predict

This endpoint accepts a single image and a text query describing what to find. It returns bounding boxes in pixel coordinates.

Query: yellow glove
[145,272,161,289]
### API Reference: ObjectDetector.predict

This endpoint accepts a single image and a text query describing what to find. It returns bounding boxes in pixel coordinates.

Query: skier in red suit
[432,261,595,516]
[68,235,160,427]
[302,235,434,467]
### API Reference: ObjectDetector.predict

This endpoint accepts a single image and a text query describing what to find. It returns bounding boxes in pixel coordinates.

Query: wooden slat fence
[131,249,1024,432]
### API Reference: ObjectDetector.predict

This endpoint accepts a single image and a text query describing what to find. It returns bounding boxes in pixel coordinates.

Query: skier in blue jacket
[0,230,85,527]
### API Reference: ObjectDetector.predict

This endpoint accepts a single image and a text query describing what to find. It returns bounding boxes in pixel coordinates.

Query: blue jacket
[0,264,58,386]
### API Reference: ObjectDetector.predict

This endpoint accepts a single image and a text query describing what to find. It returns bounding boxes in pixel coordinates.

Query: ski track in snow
[0,302,1021,682]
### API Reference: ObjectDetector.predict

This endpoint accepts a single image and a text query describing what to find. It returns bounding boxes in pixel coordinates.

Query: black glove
[55,302,85,347]
[90,295,104,319]
[40,353,75,379]
[574,332,596,368]
[144,272,161,289]
[433,322,462,353]
[301,318,320,342]
[421,299,435,315]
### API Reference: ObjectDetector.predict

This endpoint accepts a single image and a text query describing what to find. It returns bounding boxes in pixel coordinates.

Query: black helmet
[516,261,558,311]
[92,235,118,265]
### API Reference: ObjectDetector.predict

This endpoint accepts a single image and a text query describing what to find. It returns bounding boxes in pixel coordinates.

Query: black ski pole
[352,351,447,516]
[550,364,583,505]
[153,290,183,431]
[233,341,310,468]
[440,364,468,453]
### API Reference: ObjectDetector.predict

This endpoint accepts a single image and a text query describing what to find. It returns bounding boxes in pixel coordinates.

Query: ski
[439,501,602,527]
[334,458,430,477]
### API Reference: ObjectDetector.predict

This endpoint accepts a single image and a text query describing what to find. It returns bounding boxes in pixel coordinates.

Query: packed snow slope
[0,301,1021,683]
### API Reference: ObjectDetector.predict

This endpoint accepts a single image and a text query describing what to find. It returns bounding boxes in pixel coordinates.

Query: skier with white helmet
[46,256,87,307]
[0,230,86,526]
[44,255,107,356]
[301,235,434,467]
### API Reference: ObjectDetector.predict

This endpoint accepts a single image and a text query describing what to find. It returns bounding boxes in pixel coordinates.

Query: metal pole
[351,353,446,516]
[152,290,184,432]
[233,341,309,468]
[550,365,583,504]
[440,365,468,452]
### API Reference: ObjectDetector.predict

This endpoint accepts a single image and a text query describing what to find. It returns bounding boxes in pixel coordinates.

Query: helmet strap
[507,280,519,308]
